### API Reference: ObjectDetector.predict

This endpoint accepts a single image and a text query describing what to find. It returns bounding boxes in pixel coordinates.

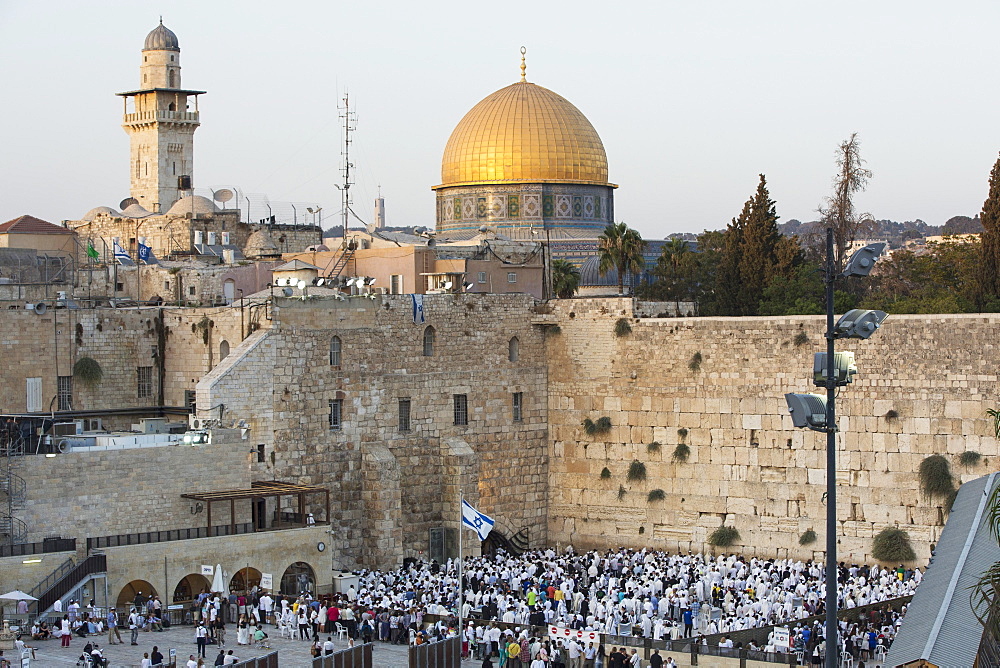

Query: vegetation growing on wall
[614,318,632,337]
[648,489,665,502]
[872,527,916,562]
[672,443,690,463]
[799,529,817,546]
[582,417,612,436]
[919,454,955,498]
[708,525,739,547]
[627,460,647,482]
[72,357,103,387]
[600,467,611,479]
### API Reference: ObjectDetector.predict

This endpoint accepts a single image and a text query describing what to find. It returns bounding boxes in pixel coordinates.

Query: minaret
[117,20,205,213]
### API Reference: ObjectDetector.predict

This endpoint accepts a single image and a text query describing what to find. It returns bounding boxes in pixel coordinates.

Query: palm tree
[598,222,646,296]
[551,259,581,299]
[974,408,1000,641]
[660,237,689,313]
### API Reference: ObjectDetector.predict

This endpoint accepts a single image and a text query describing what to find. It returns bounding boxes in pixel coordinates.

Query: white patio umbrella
[211,564,227,594]
[0,591,37,601]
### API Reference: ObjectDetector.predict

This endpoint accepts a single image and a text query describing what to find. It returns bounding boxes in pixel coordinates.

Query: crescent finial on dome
[520,46,527,82]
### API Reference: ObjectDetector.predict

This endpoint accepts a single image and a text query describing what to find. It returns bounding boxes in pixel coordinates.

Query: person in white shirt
[186,655,198,668]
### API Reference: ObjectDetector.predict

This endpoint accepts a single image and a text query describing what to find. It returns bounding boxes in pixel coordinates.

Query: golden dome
[436,81,610,188]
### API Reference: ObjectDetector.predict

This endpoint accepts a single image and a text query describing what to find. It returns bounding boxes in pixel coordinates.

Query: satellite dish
[297,280,307,290]
[213,189,235,203]
[33,302,47,315]
[119,197,138,210]
[281,287,294,297]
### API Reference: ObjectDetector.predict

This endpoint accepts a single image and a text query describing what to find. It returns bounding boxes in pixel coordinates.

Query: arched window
[508,336,519,362]
[168,102,176,112]
[168,70,175,87]
[219,340,230,361]
[329,336,342,367]
[422,326,435,357]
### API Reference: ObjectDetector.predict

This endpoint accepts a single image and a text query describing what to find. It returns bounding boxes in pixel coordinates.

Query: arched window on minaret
[168,70,175,87]
[168,103,175,112]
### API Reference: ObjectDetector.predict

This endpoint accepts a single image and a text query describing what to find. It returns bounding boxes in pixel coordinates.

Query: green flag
[86,241,99,260]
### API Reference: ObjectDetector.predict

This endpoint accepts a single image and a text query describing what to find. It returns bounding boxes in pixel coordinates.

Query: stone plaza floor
[26,627,482,667]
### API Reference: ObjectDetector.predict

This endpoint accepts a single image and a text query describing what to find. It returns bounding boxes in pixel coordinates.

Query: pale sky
[3,0,1000,238]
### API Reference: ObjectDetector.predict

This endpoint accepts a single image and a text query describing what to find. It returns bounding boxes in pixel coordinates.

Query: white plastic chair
[840,651,855,668]
[335,622,348,641]
[278,621,293,639]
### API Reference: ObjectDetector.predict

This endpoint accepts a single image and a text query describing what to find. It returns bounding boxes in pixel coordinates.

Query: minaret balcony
[123,110,200,125]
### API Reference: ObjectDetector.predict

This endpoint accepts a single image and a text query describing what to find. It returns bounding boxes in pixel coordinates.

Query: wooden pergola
[182,480,329,535]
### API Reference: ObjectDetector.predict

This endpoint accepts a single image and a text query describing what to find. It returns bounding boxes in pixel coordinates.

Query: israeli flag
[113,240,134,265]
[411,293,425,324]
[461,499,495,541]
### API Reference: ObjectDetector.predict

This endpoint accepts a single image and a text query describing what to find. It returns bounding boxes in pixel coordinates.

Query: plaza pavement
[27,626,482,667]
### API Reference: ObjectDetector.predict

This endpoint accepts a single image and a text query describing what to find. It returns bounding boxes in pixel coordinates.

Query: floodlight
[346,277,357,286]
[784,393,828,431]
[464,282,474,290]
[297,280,307,290]
[834,309,888,340]
[365,277,376,286]
[443,281,453,289]
[813,351,857,387]
[842,243,885,278]
[282,287,294,297]
[313,278,325,286]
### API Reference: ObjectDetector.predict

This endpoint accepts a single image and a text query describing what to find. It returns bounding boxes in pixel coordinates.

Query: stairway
[0,427,28,545]
[322,241,356,280]
[32,554,107,615]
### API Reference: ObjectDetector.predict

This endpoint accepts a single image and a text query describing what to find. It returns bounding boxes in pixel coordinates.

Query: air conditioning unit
[84,418,103,432]
[188,414,203,430]
[52,421,84,437]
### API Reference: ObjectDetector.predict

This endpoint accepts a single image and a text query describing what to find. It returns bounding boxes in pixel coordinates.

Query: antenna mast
[337,93,356,238]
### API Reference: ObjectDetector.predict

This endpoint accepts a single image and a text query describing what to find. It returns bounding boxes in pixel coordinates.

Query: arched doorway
[173,573,211,604]
[117,580,157,608]
[229,567,261,594]
[279,562,316,596]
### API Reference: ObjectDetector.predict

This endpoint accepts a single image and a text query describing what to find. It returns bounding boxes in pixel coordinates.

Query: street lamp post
[785,228,886,667]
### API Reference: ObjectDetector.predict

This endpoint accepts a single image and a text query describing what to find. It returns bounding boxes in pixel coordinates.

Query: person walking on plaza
[107,607,123,645]
[196,621,209,658]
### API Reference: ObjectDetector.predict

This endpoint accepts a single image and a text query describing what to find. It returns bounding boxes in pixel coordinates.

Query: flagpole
[458,487,463,643]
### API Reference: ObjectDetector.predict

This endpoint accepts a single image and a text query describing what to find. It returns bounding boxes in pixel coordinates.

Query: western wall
[544,298,999,564]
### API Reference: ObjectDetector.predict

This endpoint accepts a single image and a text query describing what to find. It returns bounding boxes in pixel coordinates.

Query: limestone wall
[545,299,1000,564]
[17,439,249,543]
[203,293,550,569]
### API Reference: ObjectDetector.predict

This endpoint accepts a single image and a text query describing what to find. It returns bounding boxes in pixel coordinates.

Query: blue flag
[461,499,494,541]
[137,242,158,264]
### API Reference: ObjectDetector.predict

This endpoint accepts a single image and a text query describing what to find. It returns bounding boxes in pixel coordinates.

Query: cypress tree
[978,154,1000,310]
[738,175,782,314]
[715,200,748,315]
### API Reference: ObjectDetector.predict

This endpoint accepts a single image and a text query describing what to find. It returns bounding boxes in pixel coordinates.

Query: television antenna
[333,92,356,238]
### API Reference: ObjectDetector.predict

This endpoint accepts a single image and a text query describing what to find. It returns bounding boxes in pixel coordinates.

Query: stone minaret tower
[117,20,205,213]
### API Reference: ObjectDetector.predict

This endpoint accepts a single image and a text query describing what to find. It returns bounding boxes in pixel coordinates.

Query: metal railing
[229,650,278,668]
[87,523,254,550]
[408,636,460,668]
[312,642,374,668]
[0,537,75,559]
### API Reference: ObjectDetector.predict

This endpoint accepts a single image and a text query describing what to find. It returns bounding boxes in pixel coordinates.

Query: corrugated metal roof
[886,473,1000,667]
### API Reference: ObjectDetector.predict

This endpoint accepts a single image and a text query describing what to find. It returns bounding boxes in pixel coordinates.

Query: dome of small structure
[244,228,279,259]
[144,20,179,51]
[578,255,618,286]
[81,206,120,221]
[167,195,217,216]
[120,203,153,218]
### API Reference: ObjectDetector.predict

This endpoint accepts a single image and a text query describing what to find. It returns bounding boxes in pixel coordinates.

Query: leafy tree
[978,154,1000,311]
[597,222,646,296]
[645,238,695,308]
[819,133,875,272]
[862,240,979,313]
[942,215,982,235]
[973,411,1000,641]
[550,259,581,299]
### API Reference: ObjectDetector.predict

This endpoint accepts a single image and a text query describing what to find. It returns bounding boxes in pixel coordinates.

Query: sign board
[169,648,177,657]
[201,565,214,576]
[260,573,273,590]
[547,626,600,644]
[774,626,790,649]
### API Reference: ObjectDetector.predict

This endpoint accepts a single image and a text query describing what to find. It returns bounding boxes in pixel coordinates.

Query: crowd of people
[15,546,921,666]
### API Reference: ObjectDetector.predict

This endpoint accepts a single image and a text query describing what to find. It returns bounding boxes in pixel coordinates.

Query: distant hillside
[775,218,984,247]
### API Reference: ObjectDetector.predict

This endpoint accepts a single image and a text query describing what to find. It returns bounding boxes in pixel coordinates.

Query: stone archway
[173,573,211,604]
[117,580,158,608]
[279,561,316,596]
[229,566,261,595]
